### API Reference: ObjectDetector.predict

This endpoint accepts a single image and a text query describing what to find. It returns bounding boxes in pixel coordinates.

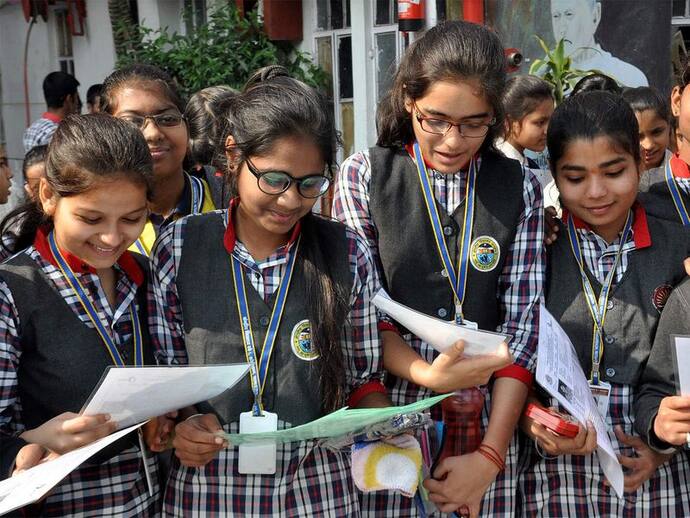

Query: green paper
[222,393,451,445]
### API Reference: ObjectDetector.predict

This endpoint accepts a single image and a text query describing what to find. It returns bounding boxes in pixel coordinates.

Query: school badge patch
[470,236,500,272]
[652,284,673,313]
[291,320,319,361]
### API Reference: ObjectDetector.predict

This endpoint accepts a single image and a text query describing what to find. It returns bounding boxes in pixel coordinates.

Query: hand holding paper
[372,289,511,356]
[536,306,624,498]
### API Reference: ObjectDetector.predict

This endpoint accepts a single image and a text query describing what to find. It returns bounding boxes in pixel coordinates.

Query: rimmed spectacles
[245,157,331,199]
[413,101,495,138]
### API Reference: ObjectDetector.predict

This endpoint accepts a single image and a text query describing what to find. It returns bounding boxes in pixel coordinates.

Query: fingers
[68,420,118,450]
[14,444,48,474]
[660,395,690,411]
[432,457,452,480]
[614,426,644,450]
[61,413,113,435]
[684,256,690,276]
[173,414,227,467]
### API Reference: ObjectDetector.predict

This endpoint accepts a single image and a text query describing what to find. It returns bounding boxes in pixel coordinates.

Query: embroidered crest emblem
[291,320,319,361]
[470,236,500,272]
[652,284,673,313]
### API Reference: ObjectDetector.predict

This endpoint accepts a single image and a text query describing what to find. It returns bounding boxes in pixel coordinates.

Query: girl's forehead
[112,83,178,113]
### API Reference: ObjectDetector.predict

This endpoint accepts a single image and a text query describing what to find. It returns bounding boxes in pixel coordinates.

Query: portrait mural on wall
[487,0,672,92]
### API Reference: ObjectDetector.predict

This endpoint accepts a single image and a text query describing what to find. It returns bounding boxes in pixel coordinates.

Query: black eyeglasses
[413,101,495,138]
[245,157,331,199]
[119,113,185,130]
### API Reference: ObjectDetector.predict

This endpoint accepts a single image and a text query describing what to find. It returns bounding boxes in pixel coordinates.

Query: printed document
[372,289,509,356]
[0,423,143,515]
[536,306,624,498]
[82,364,249,429]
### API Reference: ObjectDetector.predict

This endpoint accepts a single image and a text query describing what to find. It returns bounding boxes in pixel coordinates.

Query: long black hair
[376,20,506,152]
[547,91,640,173]
[0,114,153,255]
[501,75,553,139]
[220,65,348,412]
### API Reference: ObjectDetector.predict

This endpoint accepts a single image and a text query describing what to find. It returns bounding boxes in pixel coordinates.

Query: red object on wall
[463,0,484,25]
[66,0,87,36]
[262,0,302,41]
[398,0,425,32]
[21,0,48,22]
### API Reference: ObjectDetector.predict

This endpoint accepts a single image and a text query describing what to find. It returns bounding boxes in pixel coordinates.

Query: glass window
[340,101,354,158]
[375,0,397,25]
[375,32,397,100]
[338,36,353,100]
[184,0,207,34]
[316,0,350,30]
[55,10,72,58]
[673,0,688,17]
[316,36,334,99]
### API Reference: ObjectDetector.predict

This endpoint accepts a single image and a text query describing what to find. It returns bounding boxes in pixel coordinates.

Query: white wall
[0,1,117,214]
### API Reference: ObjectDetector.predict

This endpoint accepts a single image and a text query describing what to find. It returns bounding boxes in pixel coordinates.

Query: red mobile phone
[524,403,580,438]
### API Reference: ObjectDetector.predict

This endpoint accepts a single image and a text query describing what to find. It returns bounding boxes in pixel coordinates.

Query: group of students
[3,19,690,517]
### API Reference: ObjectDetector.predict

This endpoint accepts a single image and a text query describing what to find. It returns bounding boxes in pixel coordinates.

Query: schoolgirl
[637,67,690,225]
[148,66,387,516]
[621,87,673,172]
[184,85,237,208]
[101,64,219,255]
[0,114,160,516]
[334,21,543,517]
[496,75,558,208]
[519,91,690,516]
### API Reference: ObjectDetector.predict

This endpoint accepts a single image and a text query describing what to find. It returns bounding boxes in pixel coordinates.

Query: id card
[238,411,278,475]
[588,381,611,419]
[459,319,479,330]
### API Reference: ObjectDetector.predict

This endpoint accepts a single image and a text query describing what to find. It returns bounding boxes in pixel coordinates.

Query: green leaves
[529,36,600,104]
[113,4,326,100]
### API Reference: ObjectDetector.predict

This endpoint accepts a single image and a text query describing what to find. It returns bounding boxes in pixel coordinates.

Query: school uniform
[635,276,690,451]
[334,144,545,517]
[518,204,690,517]
[129,171,216,256]
[638,153,690,225]
[496,139,560,211]
[0,228,160,516]
[148,201,384,516]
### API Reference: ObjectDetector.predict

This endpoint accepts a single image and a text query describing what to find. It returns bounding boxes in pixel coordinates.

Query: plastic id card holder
[238,411,278,475]
[459,319,479,330]
[589,381,611,420]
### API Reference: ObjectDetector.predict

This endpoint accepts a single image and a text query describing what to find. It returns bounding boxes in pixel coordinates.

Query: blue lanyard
[133,239,149,256]
[664,160,690,226]
[133,173,204,257]
[48,231,143,367]
[566,211,632,384]
[231,236,300,416]
[412,141,476,323]
[187,173,204,214]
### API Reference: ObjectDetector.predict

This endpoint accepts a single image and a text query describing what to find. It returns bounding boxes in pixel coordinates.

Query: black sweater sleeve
[634,277,690,450]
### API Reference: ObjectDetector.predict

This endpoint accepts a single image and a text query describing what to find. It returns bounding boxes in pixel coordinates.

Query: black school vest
[368,146,524,330]
[176,212,353,426]
[0,253,152,452]
[637,164,690,224]
[545,214,690,385]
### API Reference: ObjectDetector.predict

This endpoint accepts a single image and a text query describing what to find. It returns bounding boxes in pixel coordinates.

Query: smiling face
[509,98,554,153]
[109,84,187,184]
[405,79,494,173]
[40,176,148,270]
[635,109,670,171]
[555,136,639,242]
[232,135,324,244]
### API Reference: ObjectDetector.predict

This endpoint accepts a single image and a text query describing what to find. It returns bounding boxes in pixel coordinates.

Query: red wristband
[348,380,387,408]
[493,364,533,387]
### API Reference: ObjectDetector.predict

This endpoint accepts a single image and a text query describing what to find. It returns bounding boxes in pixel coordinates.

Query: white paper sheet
[673,336,690,395]
[0,423,144,516]
[372,289,510,356]
[82,364,249,429]
[537,306,624,498]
